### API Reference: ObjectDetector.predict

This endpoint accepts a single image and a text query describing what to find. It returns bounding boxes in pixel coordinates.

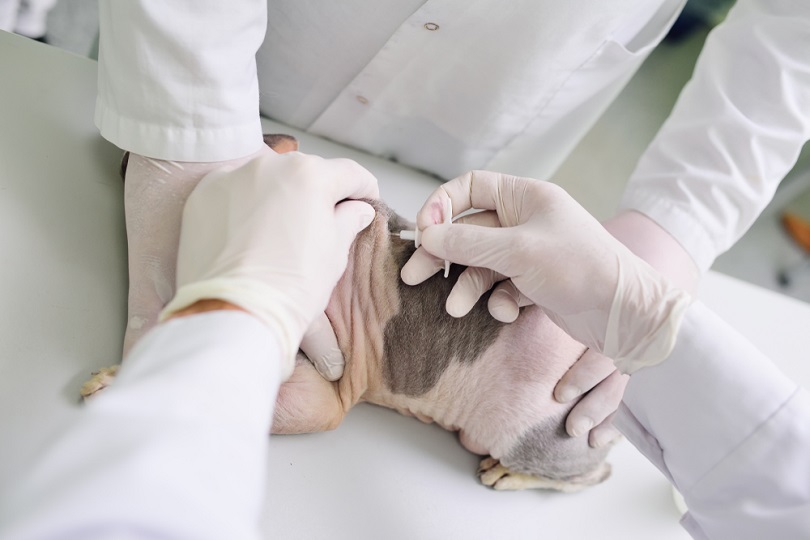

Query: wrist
[603,210,701,294]
[161,279,305,380]
[166,298,251,320]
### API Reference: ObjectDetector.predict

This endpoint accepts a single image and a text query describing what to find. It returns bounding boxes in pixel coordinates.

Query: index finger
[415,170,516,229]
[324,157,380,202]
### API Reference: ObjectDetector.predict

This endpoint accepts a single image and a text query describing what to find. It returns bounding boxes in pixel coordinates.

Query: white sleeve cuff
[95,97,265,162]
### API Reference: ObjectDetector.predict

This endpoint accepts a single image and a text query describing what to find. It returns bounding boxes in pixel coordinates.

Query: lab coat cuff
[94,97,265,162]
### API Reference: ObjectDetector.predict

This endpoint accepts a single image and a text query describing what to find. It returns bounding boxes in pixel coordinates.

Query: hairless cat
[83,134,612,492]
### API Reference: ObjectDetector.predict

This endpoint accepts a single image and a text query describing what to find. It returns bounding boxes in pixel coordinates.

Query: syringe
[392,199,452,278]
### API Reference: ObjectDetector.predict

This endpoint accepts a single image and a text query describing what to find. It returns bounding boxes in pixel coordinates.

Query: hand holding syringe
[392,198,452,278]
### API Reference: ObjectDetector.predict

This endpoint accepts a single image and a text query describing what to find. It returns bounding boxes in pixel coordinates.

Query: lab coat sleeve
[615,301,810,539]
[95,0,267,162]
[0,312,282,540]
[620,0,810,271]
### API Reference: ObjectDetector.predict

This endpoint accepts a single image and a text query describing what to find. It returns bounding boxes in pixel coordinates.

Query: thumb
[333,200,376,249]
[420,223,514,276]
[300,312,345,381]
[488,279,533,323]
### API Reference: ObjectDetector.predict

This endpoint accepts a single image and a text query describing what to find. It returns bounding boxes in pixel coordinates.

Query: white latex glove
[554,349,628,447]
[402,170,692,375]
[402,182,699,445]
[552,211,700,446]
[122,151,265,357]
[123,141,348,381]
[159,151,378,380]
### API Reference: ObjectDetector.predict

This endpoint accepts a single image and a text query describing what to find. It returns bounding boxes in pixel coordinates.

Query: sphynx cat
[83,134,612,491]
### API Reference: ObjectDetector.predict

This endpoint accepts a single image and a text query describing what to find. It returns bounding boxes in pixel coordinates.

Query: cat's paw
[80,365,120,400]
[477,456,610,492]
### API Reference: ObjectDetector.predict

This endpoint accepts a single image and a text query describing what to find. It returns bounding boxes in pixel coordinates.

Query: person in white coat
[1,158,806,539]
[94,0,810,447]
[0,0,57,41]
[0,149,380,540]
[405,170,810,539]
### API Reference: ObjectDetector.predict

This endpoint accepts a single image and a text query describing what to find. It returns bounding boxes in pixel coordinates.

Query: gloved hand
[159,151,378,380]
[402,177,699,445]
[554,349,628,447]
[123,141,350,381]
[122,151,265,357]
[402,170,692,375]
[552,211,700,446]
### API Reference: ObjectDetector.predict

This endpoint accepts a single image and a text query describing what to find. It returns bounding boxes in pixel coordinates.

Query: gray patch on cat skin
[381,213,506,397]
[502,411,611,481]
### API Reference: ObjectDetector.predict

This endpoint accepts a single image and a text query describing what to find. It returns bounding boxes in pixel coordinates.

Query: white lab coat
[0,305,807,538]
[616,301,810,538]
[620,0,810,271]
[0,312,282,540]
[96,0,679,170]
[96,0,810,272]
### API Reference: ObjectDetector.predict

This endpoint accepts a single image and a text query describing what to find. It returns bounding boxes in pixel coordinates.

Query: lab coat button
[356,95,369,105]
[424,22,440,31]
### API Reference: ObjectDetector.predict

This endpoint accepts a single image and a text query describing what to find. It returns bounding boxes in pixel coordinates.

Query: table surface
[2,30,809,539]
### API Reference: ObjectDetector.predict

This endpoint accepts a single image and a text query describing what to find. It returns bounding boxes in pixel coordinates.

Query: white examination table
[2,30,809,539]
